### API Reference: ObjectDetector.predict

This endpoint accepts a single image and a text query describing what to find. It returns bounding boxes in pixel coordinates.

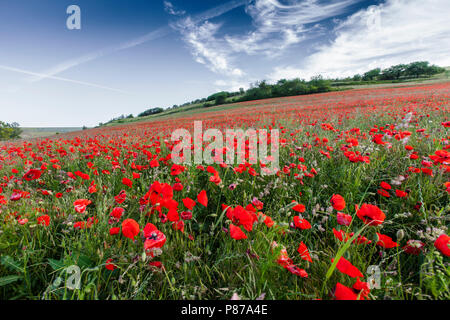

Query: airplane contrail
[0,64,131,94]
[27,0,248,83]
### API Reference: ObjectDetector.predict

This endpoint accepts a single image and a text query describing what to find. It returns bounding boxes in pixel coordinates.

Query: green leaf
[74,254,94,268]
[0,275,22,286]
[1,255,23,273]
[48,258,65,271]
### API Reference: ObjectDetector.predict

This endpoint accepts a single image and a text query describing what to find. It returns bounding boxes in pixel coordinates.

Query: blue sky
[0,0,449,127]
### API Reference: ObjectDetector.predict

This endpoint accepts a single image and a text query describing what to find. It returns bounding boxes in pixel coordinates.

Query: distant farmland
[20,127,83,139]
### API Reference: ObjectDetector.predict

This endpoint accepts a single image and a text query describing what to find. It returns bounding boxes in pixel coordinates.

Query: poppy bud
[396,229,405,241]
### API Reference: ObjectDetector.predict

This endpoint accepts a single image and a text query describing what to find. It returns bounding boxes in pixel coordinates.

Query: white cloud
[0,64,130,94]
[269,0,450,81]
[175,0,359,80]
[214,79,251,91]
[164,1,186,16]
[176,18,245,78]
[27,0,247,84]
[225,0,361,55]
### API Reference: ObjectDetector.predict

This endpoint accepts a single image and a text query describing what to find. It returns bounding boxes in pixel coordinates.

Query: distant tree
[362,68,381,81]
[0,121,22,140]
[82,126,88,130]
[214,92,228,105]
[138,108,163,117]
[309,75,330,92]
[405,61,429,78]
[352,74,362,81]
[380,64,407,80]
[207,91,230,102]
[404,61,444,78]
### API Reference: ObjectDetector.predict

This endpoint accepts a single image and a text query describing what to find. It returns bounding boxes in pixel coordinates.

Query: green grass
[0,98,448,300]
[20,127,83,139]
[101,75,450,129]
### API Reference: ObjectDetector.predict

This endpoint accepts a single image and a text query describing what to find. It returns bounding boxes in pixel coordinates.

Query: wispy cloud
[27,26,172,83]
[175,19,245,78]
[0,64,130,94]
[164,1,186,16]
[27,0,248,84]
[225,0,361,56]
[268,0,450,81]
[175,0,359,84]
[169,0,250,84]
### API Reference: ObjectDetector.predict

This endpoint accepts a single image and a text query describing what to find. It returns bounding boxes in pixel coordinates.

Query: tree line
[0,121,22,141]
[99,60,445,126]
[333,61,445,82]
[137,61,445,114]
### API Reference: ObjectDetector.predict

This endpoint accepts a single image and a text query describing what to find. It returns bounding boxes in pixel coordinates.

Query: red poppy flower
[73,199,92,213]
[293,216,311,230]
[297,241,312,262]
[132,172,140,179]
[197,190,208,207]
[122,177,133,188]
[276,247,293,267]
[122,219,140,240]
[10,190,23,201]
[434,234,450,257]
[105,259,116,271]
[115,190,127,204]
[182,197,196,210]
[337,212,352,226]
[330,194,346,211]
[376,233,398,249]
[143,223,166,254]
[171,164,185,176]
[110,207,124,220]
[356,204,386,226]
[260,213,274,228]
[444,182,450,194]
[149,261,165,271]
[172,220,185,233]
[252,198,264,210]
[380,182,392,190]
[395,189,408,197]
[232,206,255,231]
[167,208,180,222]
[73,221,86,229]
[23,169,42,181]
[352,278,370,299]
[109,227,120,235]
[173,182,183,191]
[333,228,349,242]
[230,224,247,240]
[285,265,308,278]
[377,189,390,197]
[37,214,50,226]
[402,240,425,255]
[16,217,28,225]
[180,211,192,220]
[292,202,306,213]
[334,283,358,300]
[332,257,363,278]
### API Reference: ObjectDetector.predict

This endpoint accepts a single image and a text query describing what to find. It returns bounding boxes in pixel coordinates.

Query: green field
[19,127,84,139]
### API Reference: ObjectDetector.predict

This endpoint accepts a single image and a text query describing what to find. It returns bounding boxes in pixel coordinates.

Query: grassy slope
[102,71,450,128]
[20,128,83,139]
[1,83,448,300]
